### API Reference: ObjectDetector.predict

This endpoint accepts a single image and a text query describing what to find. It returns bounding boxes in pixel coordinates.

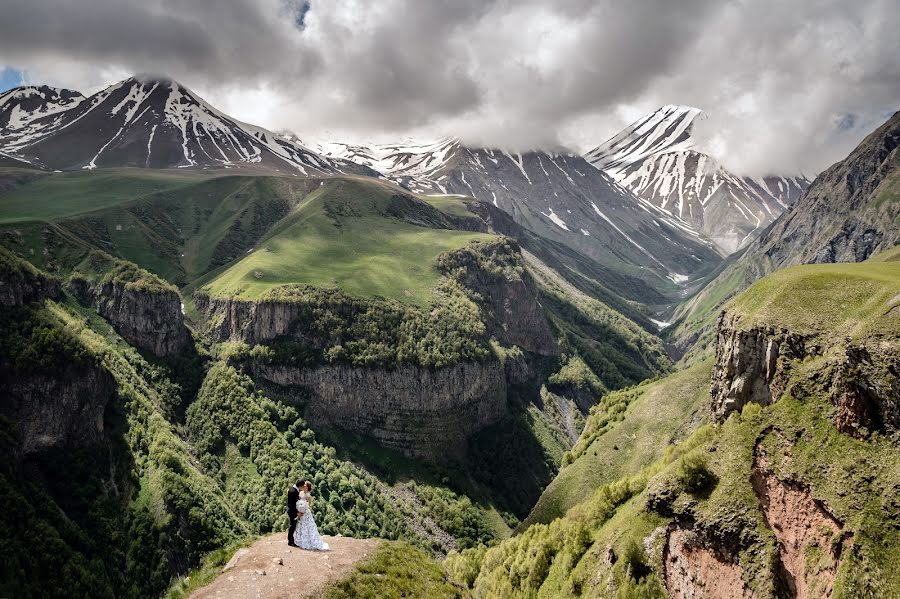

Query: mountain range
[0,76,371,176]
[314,137,723,295]
[0,77,734,306]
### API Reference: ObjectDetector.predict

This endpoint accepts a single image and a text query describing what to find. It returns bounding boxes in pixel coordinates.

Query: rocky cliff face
[710,312,809,419]
[69,277,190,357]
[711,311,899,435]
[439,238,559,356]
[194,238,562,461]
[255,360,506,462]
[0,248,60,307]
[196,286,514,462]
[2,365,116,456]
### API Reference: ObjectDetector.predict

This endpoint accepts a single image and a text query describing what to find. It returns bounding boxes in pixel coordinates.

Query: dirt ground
[189,533,381,599]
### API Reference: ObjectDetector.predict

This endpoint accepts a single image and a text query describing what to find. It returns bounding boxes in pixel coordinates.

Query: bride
[293,480,330,551]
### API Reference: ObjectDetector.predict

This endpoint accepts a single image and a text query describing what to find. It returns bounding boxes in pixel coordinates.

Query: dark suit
[287,485,300,544]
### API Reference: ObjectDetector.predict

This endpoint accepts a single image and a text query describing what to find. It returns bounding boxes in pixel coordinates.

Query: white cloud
[1,0,899,175]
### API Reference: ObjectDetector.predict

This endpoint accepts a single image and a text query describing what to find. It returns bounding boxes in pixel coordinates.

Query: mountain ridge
[0,77,372,176]
[586,104,810,253]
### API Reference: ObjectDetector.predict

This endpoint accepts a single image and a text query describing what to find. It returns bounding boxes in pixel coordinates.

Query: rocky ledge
[0,247,60,307]
[711,311,899,435]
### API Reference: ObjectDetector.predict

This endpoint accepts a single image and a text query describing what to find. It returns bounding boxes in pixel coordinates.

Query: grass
[0,172,306,285]
[727,259,900,339]
[0,167,215,223]
[523,359,713,527]
[200,178,494,305]
[1,170,491,306]
[163,538,254,599]
[319,542,466,599]
[869,243,900,262]
[419,194,479,218]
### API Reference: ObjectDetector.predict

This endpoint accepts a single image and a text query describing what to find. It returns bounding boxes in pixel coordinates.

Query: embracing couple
[287,479,330,551]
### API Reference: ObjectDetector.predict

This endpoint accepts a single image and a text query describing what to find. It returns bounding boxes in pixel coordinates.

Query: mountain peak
[585,104,702,171]
[127,73,179,88]
[585,105,808,253]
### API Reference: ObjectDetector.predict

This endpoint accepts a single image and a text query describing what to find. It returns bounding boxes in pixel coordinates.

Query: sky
[1,0,899,177]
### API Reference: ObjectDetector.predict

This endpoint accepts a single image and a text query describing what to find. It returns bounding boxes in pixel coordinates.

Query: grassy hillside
[0,285,501,596]
[0,169,691,597]
[442,256,900,598]
[200,179,494,305]
[0,168,213,223]
[0,170,495,306]
[727,258,900,338]
[523,359,711,527]
[0,172,324,285]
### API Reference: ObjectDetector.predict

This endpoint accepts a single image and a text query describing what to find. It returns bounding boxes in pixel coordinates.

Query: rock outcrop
[438,238,558,356]
[2,365,116,456]
[711,310,900,435]
[255,360,506,462]
[197,284,514,462]
[710,312,809,419]
[663,524,755,599]
[0,246,60,307]
[69,276,190,358]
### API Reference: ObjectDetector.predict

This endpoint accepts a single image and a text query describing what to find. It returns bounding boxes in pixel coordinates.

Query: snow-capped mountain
[585,105,810,253]
[0,77,370,175]
[0,85,85,142]
[315,137,723,291]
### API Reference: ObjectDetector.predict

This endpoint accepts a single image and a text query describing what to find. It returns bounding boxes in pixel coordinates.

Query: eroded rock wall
[69,278,190,357]
[710,312,808,419]
[710,311,899,434]
[2,365,116,456]
[255,360,506,462]
[663,525,756,599]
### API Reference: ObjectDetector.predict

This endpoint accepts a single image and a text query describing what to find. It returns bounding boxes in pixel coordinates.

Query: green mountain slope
[445,254,900,598]
[0,169,683,597]
[523,358,713,527]
[199,178,493,305]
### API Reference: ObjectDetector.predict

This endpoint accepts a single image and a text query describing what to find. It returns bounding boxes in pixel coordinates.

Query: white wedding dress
[293,493,330,551]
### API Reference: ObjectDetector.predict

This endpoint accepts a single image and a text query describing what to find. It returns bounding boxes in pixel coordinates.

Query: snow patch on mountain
[543,207,570,231]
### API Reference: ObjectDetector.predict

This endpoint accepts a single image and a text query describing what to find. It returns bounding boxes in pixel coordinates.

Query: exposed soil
[189,533,380,599]
[751,440,852,599]
[663,525,756,599]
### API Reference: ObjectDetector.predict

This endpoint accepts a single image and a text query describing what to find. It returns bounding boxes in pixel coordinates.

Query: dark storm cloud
[0,0,322,87]
[1,0,899,174]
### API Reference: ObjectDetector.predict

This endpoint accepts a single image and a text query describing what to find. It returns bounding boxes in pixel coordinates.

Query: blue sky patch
[0,67,27,93]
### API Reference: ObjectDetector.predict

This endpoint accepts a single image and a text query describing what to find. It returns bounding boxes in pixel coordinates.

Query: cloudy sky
[1,0,898,176]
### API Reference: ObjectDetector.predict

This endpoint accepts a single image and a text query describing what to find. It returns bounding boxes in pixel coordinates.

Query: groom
[287,479,302,547]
